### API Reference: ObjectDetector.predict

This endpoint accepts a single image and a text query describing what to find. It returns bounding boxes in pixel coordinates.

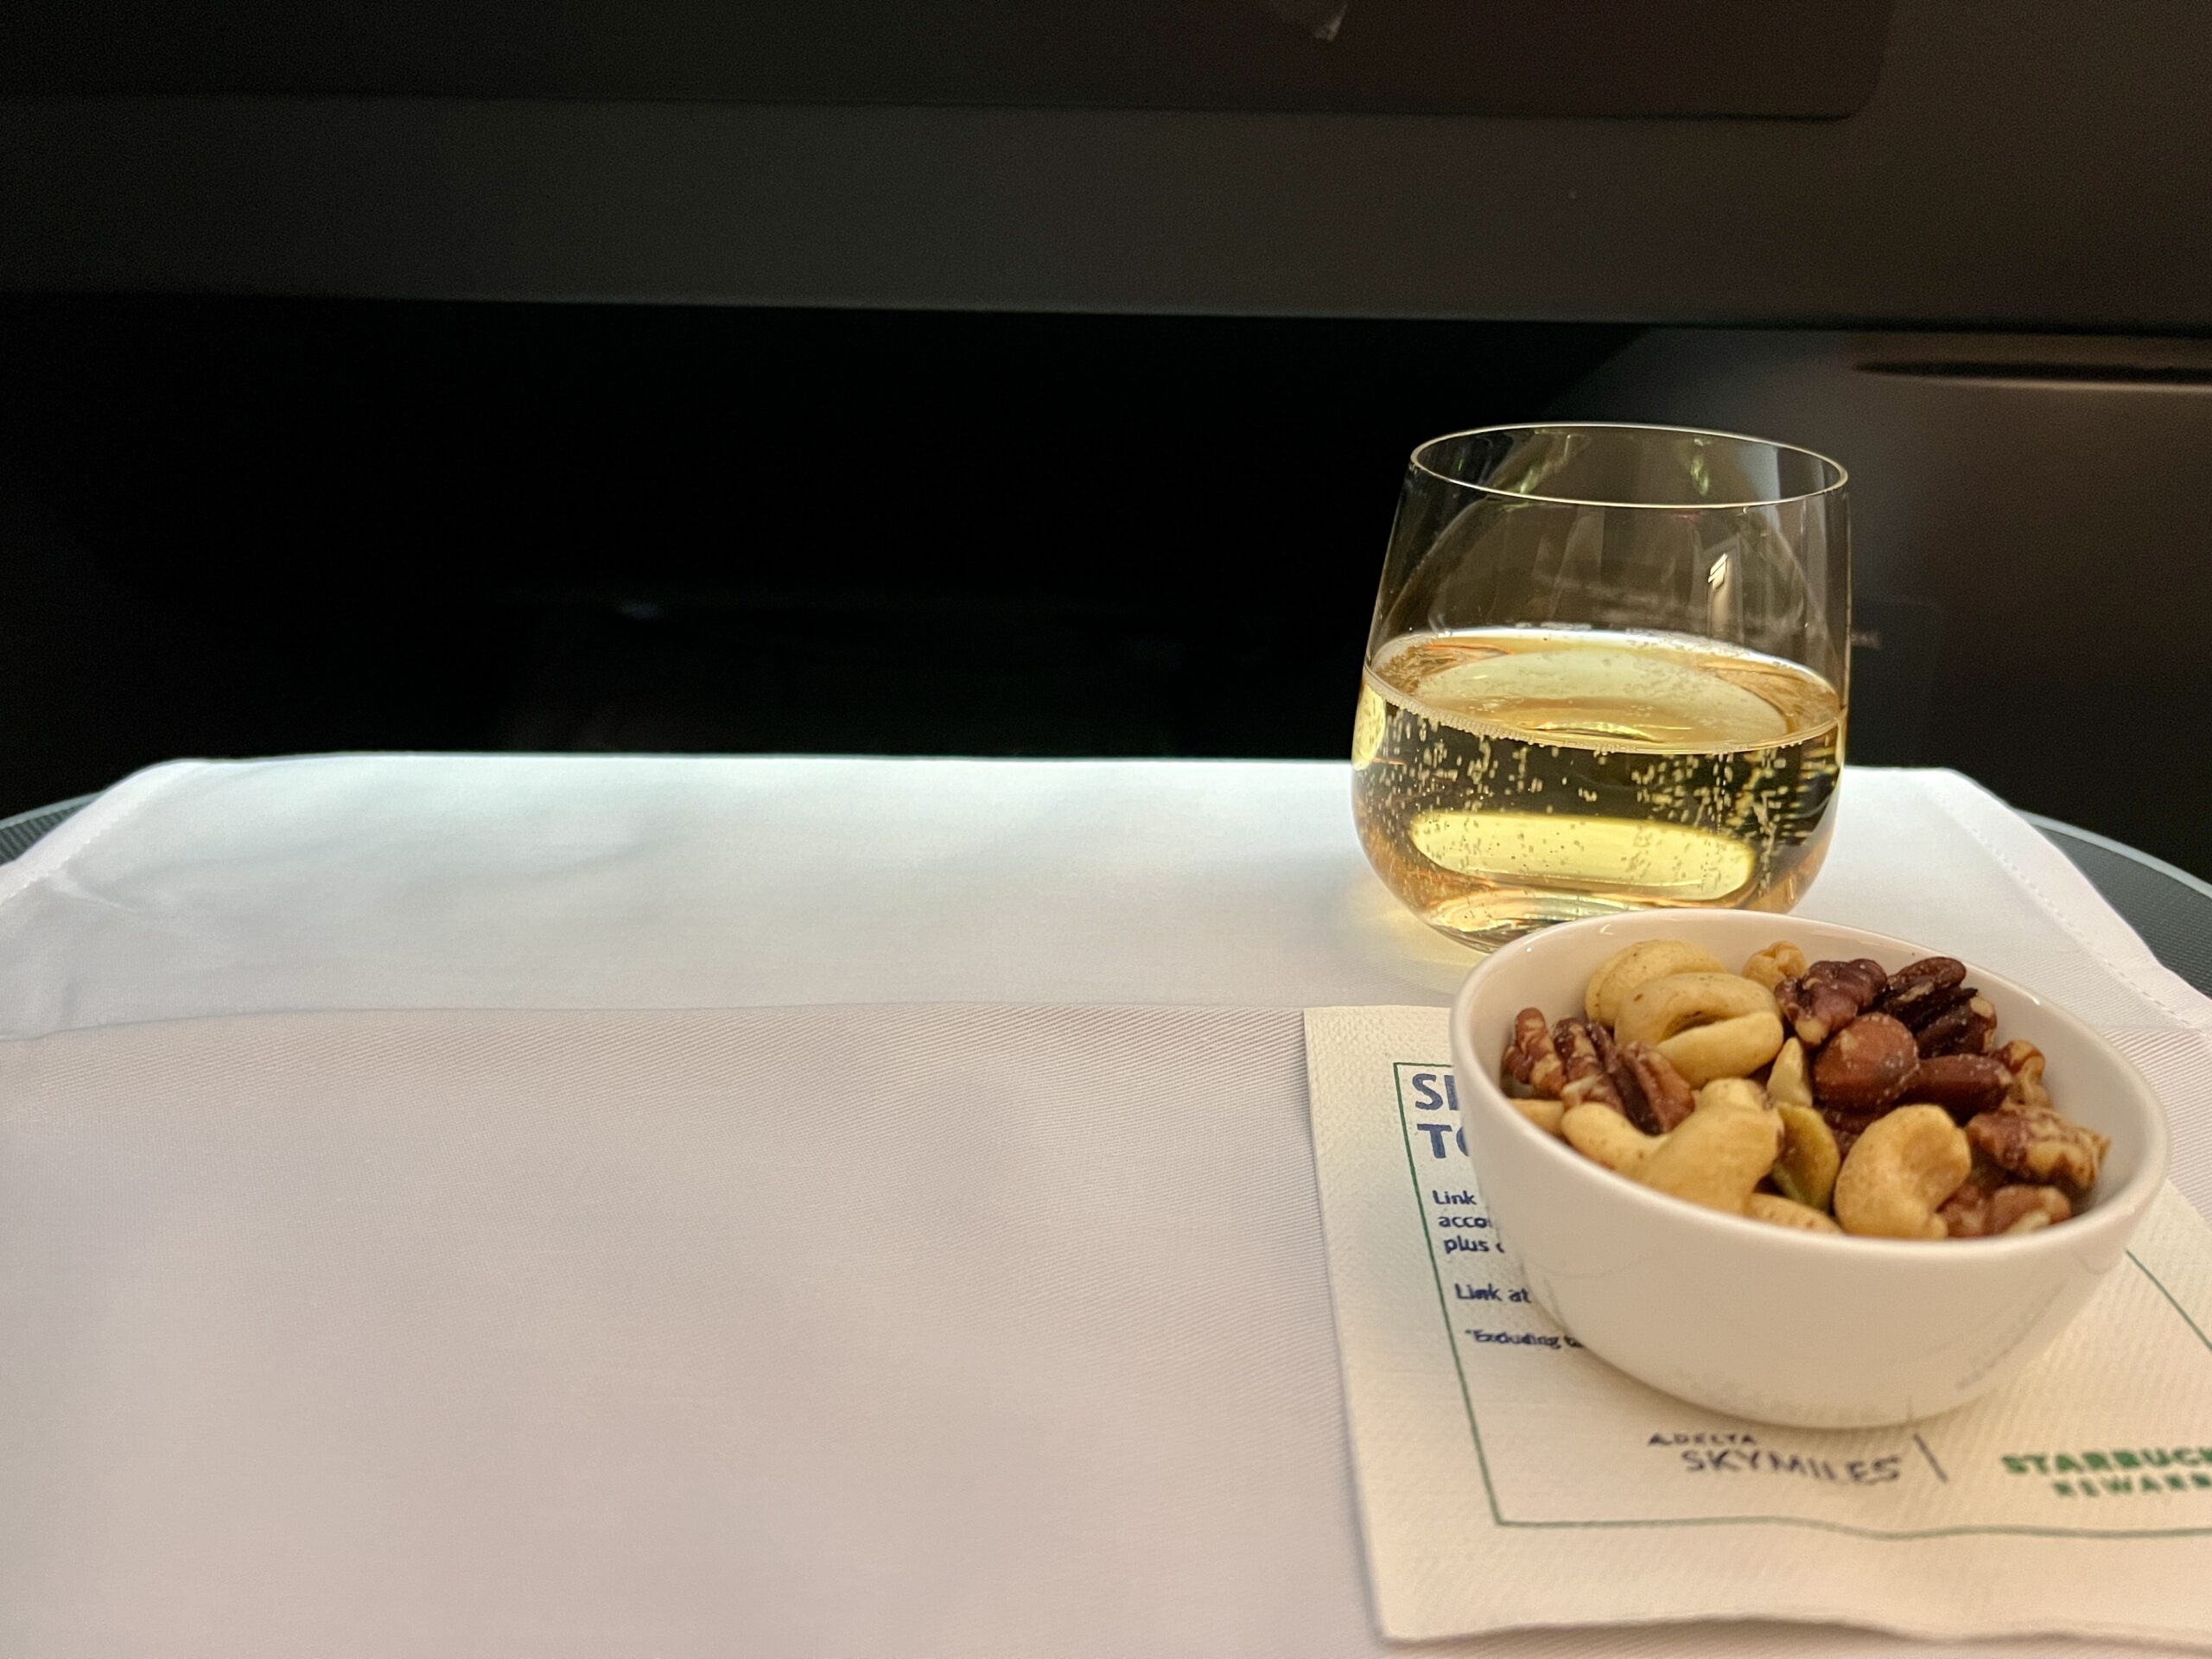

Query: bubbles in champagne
[1351,628,1843,947]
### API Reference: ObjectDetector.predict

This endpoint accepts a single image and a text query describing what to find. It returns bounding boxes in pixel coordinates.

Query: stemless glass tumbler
[1351,423,1851,949]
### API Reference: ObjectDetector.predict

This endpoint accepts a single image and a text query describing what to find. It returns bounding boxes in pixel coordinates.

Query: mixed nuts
[1499,940,2109,1239]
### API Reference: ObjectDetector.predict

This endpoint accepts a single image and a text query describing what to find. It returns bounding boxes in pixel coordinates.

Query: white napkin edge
[1920,770,2212,1033]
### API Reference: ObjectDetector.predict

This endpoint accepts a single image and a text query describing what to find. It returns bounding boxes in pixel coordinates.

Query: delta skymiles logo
[2003,1446,2212,1497]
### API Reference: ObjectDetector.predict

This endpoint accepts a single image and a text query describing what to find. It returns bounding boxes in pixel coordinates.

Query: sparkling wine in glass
[1352,424,1850,949]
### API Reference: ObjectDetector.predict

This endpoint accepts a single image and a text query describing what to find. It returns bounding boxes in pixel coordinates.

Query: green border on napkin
[1394,1060,2212,1541]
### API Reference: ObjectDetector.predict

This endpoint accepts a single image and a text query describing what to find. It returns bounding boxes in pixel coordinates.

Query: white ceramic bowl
[1448,910,2169,1427]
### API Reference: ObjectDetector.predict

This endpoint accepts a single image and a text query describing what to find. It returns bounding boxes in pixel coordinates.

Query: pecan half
[1587,1021,1649,1128]
[1619,1039,1696,1132]
[1872,954,1993,1056]
[1872,957,1967,1024]
[1777,957,1887,1046]
[1909,1052,2014,1122]
[1553,1016,1624,1112]
[1916,993,1997,1058]
[1503,1007,1567,1097]
[1966,1103,2109,1198]
[1889,980,1977,1033]
[1811,1012,1920,1112]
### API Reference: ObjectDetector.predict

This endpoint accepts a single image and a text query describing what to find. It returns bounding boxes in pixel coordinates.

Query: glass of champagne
[1352,423,1849,949]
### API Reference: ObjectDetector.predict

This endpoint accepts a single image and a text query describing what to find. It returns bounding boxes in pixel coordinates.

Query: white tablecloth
[3,755,2208,1659]
[3,755,2204,1042]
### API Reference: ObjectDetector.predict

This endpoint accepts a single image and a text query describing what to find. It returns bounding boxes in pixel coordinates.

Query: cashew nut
[1514,1096,1567,1135]
[1614,972,1776,1044]
[1767,1038,1811,1112]
[1763,1038,1839,1208]
[1772,1103,1841,1212]
[1743,939,1809,991]
[1659,1017,1788,1087]
[1745,1192,1844,1233]
[1584,939,1727,1028]
[1694,1077,1767,1116]
[1633,1103,1782,1213]
[1614,972,1785,1088]
[1561,1101,1661,1175]
[1833,1105,1972,1240]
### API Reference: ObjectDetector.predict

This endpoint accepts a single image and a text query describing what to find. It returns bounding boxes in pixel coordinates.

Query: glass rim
[1408,421,1849,511]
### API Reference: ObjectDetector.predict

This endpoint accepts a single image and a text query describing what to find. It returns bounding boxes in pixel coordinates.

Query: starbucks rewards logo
[2003,1446,2212,1498]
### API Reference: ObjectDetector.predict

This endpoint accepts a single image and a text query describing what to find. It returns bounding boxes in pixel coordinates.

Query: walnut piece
[1811,1012,1920,1112]
[1988,1185,2074,1235]
[1938,1162,2075,1237]
[1743,940,1809,991]
[1995,1039,2051,1110]
[1777,958,1887,1046]
[1966,1102,2109,1198]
